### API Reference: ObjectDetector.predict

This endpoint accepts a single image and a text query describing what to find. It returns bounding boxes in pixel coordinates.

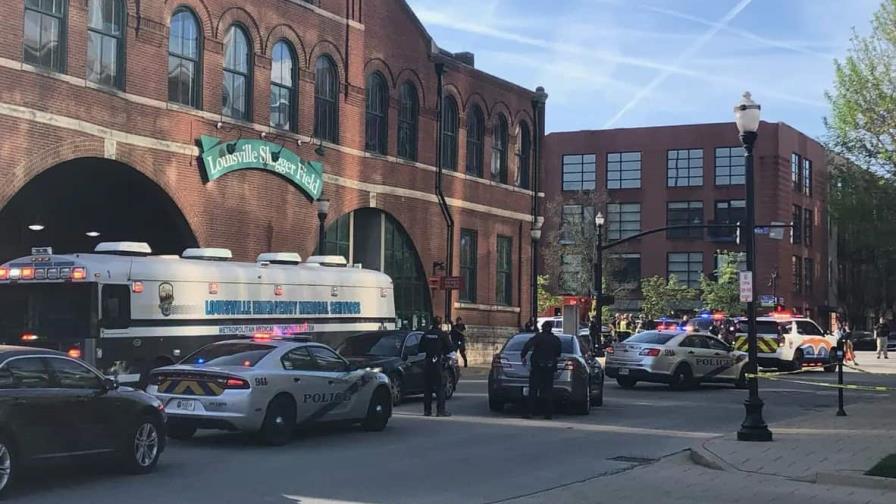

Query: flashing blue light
[197,358,205,364]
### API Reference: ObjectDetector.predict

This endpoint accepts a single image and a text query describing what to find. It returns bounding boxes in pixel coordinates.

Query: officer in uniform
[521,321,562,419]
[420,316,455,417]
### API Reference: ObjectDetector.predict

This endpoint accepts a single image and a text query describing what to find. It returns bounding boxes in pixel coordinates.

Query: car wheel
[389,375,403,407]
[488,394,505,413]
[0,435,16,498]
[362,387,392,432]
[167,423,197,441]
[257,395,296,446]
[735,368,748,389]
[823,351,837,372]
[592,380,604,406]
[616,377,637,389]
[123,416,162,474]
[669,365,694,391]
[790,350,804,372]
[574,384,591,415]
[443,370,456,400]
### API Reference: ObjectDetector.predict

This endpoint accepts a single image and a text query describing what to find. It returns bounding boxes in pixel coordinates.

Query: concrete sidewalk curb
[815,471,896,491]
[688,443,730,472]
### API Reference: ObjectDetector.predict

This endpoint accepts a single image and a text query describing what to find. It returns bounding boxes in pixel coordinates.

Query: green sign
[199,135,324,200]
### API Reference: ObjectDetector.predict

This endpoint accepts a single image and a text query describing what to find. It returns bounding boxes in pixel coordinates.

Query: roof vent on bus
[94,242,153,256]
[305,255,348,267]
[257,252,302,265]
[181,248,233,261]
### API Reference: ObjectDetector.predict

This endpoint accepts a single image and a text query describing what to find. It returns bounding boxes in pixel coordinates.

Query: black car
[337,330,461,406]
[0,346,166,497]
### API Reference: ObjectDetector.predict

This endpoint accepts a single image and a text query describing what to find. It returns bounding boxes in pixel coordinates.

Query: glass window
[792,205,803,245]
[803,158,813,196]
[607,152,641,189]
[804,257,814,293]
[791,153,802,192]
[24,0,66,72]
[705,337,730,351]
[337,332,405,358]
[667,149,703,187]
[100,284,130,329]
[441,96,458,170]
[281,347,316,371]
[711,200,745,241]
[518,123,532,189]
[667,252,703,288]
[796,321,822,336]
[2,357,51,389]
[503,334,574,353]
[365,72,388,154]
[308,346,348,372]
[403,333,422,356]
[270,41,296,131]
[624,332,677,345]
[465,106,485,177]
[314,56,339,143]
[0,367,13,389]
[559,254,583,294]
[168,8,201,107]
[491,115,509,183]
[460,229,477,302]
[714,147,745,185]
[608,253,640,287]
[223,25,251,121]
[792,255,802,294]
[398,82,418,161]
[714,252,746,273]
[666,201,703,239]
[562,154,596,191]
[181,343,274,367]
[607,203,640,241]
[496,236,513,305]
[322,212,350,258]
[560,205,593,244]
[680,335,709,349]
[86,0,124,89]
[48,358,102,389]
[804,209,813,246]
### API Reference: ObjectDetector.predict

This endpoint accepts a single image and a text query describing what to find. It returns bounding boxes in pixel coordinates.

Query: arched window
[223,25,251,121]
[365,72,388,154]
[270,40,296,131]
[465,105,484,177]
[491,114,509,183]
[440,96,458,170]
[24,0,67,71]
[167,8,201,107]
[517,122,532,189]
[314,56,339,143]
[86,0,124,89]
[397,82,418,161]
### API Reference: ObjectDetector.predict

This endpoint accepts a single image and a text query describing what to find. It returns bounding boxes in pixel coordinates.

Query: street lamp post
[593,212,606,346]
[316,196,330,254]
[530,216,544,323]
[734,92,773,442]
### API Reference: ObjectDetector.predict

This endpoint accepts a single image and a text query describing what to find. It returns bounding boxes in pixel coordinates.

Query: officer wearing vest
[521,321,562,419]
[420,316,455,417]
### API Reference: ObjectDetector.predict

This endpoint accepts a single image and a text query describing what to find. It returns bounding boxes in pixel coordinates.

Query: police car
[733,315,838,372]
[604,330,749,389]
[146,336,392,445]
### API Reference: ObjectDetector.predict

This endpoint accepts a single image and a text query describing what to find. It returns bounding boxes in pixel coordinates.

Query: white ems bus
[0,242,396,385]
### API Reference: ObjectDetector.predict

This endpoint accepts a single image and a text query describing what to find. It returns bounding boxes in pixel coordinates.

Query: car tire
[616,377,637,389]
[669,365,694,391]
[592,381,604,406]
[389,375,403,407]
[574,384,591,415]
[167,423,197,441]
[362,387,392,432]
[488,394,505,413]
[789,350,804,372]
[257,395,296,446]
[823,351,837,373]
[122,416,162,474]
[735,368,748,389]
[0,434,16,498]
[443,370,456,400]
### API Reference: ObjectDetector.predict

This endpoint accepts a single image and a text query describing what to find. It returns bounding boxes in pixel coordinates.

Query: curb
[688,445,730,472]
[815,471,896,491]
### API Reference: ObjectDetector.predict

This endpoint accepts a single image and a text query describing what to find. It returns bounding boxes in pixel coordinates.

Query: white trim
[454,302,521,313]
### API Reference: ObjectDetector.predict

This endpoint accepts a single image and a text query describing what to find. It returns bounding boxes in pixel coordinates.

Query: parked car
[733,316,837,371]
[0,346,166,497]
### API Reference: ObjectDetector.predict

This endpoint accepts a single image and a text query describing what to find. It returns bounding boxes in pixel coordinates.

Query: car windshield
[736,320,784,335]
[180,342,275,367]
[502,333,575,354]
[337,332,405,357]
[625,331,677,345]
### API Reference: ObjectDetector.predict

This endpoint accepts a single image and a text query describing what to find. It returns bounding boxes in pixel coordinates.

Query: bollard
[835,339,847,417]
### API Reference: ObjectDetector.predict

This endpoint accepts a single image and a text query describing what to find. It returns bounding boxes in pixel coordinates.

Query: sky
[405,0,881,139]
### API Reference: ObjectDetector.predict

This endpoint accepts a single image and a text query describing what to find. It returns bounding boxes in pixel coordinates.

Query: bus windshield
[0,283,94,347]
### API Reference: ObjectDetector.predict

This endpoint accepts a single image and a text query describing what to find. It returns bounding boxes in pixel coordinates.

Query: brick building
[541,122,833,322]
[0,0,545,349]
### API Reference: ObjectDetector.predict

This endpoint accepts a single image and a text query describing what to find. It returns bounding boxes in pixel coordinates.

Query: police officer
[420,316,455,417]
[450,317,468,368]
[521,321,562,420]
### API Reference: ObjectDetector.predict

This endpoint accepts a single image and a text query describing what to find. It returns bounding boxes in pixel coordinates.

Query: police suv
[733,315,838,372]
[146,336,392,445]
[605,330,749,389]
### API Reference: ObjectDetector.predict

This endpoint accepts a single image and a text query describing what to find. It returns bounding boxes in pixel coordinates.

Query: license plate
[618,368,630,376]
[522,387,529,396]
[174,399,196,412]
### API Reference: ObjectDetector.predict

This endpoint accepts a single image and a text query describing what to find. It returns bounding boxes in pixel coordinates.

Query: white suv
[734,316,838,372]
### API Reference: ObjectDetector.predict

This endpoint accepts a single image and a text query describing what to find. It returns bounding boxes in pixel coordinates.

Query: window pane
[48,358,102,389]
[3,358,50,389]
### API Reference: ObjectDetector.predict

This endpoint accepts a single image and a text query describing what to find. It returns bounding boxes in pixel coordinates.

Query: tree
[536,274,562,314]
[826,0,896,175]
[699,251,745,315]
[640,275,697,320]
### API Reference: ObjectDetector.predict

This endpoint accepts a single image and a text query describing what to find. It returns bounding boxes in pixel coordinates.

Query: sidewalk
[847,351,896,375]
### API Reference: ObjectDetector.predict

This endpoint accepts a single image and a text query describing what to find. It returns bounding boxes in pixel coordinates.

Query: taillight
[605,346,614,354]
[776,335,785,347]
[557,359,577,371]
[639,348,661,357]
[0,267,8,280]
[223,377,250,389]
[491,355,511,369]
[132,281,144,293]
[67,347,82,359]
[20,334,39,342]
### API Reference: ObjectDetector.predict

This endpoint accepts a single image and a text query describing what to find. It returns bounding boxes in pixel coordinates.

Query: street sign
[759,295,776,307]
[769,221,786,240]
[442,276,464,291]
[754,226,770,235]
[739,271,753,302]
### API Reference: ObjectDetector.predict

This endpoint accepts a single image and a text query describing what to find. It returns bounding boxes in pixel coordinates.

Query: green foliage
[640,275,697,320]
[536,274,562,314]
[699,251,745,315]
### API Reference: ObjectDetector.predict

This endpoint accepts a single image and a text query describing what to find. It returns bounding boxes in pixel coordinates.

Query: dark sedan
[488,333,604,415]
[337,330,461,406]
[0,346,166,497]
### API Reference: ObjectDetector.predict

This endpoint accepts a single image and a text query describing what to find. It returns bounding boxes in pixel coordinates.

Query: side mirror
[401,352,409,361]
[102,377,119,391]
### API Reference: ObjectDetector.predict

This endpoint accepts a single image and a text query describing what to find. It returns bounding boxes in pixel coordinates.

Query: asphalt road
[9,365,895,504]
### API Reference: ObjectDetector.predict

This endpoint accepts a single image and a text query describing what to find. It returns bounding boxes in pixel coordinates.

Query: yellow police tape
[842,363,876,375]
[746,372,895,392]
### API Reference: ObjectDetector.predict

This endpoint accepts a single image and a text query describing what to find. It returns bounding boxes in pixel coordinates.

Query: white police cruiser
[733,315,838,372]
[146,335,392,445]
[605,330,749,390]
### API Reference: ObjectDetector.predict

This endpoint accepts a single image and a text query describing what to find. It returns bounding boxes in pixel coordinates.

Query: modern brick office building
[0,0,546,340]
[541,122,833,321]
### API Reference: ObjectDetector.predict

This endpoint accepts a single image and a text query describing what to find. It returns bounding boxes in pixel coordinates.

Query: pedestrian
[520,321,562,420]
[588,316,600,354]
[837,319,857,365]
[875,316,890,359]
[450,317,468,368]
[420,316,455,417]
